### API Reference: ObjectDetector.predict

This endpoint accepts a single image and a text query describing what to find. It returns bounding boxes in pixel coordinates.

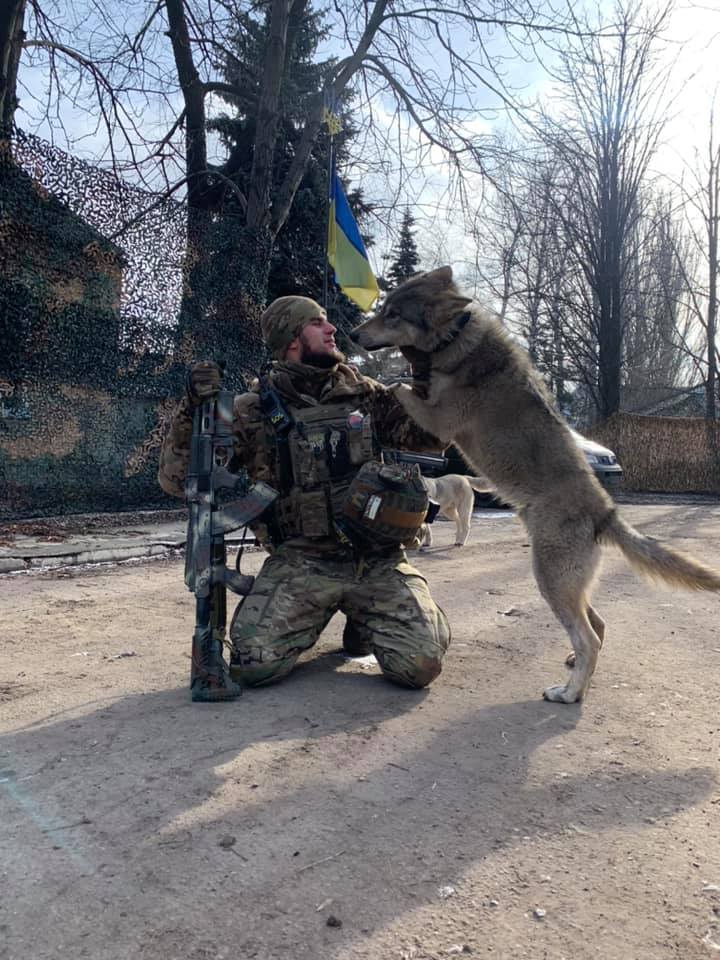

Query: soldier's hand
[186,360,222,406]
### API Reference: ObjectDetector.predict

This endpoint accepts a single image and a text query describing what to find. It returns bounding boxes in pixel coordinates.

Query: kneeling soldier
[158,297,450,689]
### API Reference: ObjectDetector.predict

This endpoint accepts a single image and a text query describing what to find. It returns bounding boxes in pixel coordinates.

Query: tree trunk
[164,0,272,383]
[163,0,391,379]
[596,131,624,419]
[177,209,271,387]
[245,0,292,230]
[0,0,25,137]
[706,156,718,420]
[164,0,210,210]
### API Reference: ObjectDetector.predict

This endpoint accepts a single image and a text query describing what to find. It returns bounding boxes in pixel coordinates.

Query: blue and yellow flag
[327,166,379,312]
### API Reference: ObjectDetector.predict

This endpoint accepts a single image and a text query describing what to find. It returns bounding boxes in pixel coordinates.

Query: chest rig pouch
[261,384,376,541]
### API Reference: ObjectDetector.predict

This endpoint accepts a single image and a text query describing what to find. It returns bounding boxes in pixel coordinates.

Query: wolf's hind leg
[565,603,605,668]
[543,603,602,703]
[587,604,605,644]
[530,532,602,702]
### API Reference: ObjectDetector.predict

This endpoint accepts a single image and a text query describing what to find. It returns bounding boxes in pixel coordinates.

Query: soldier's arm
[157,392,260,498]
[364,379,443,452]
[158,396,194,498]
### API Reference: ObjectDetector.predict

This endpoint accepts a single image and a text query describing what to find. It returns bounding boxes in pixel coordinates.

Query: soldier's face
[297,316,344,368]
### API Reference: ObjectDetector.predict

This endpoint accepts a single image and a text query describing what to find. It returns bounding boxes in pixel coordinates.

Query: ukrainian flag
[327,165,379,312]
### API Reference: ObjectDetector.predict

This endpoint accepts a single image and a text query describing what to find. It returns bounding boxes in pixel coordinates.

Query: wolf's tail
[600,511,720,592]
[466,476,492,494]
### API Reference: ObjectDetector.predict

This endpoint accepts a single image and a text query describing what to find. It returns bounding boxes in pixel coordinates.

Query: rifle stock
[184,389,278,702]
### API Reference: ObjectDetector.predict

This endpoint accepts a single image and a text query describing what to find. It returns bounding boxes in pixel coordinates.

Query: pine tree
[209,3,373,311]
[387,208,420,286]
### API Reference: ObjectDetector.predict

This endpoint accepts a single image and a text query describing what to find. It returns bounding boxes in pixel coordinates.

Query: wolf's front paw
[389,381,412,394]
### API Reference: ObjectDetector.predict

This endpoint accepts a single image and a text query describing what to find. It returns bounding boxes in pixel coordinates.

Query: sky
[360,0,720,278]
[654,3,720,174]
[13,0,720,281]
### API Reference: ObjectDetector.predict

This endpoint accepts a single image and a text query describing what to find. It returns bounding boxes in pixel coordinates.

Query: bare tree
[677,106,720,419]
[621,192,696,410]
[469,4,697,423]
[536,1,673,419]
[470,146,600,410]
[4,0,599,355]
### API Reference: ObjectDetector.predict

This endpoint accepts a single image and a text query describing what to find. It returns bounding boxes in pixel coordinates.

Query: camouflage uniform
[158,299,450,689]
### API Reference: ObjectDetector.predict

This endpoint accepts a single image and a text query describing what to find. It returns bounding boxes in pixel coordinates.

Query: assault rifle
[184,389,278,702]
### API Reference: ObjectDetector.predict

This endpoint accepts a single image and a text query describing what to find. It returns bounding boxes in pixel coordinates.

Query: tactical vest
[271,399,376,542]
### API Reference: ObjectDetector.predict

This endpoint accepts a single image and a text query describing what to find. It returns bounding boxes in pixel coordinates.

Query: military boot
[342,619,374,658]
[228,649,243,683]
[190,633,241,702]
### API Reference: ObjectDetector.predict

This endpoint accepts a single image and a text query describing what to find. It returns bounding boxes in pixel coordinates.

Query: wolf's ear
[449,293,473,310]
[425,266,453,286]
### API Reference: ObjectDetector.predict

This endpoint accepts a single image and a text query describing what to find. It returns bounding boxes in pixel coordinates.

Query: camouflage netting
[0,130,269,520]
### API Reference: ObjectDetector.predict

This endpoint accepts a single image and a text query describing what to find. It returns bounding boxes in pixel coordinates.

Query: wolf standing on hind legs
[349,265,720,704]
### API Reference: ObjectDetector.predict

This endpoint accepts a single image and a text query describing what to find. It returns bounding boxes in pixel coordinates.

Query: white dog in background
[416,474,491,548]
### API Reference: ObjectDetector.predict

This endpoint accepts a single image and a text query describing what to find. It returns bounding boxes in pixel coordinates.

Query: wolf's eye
[383,308,399,324]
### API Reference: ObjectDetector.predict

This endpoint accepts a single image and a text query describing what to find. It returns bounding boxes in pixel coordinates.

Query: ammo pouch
[269,399,376,542]
[340,460,429,549]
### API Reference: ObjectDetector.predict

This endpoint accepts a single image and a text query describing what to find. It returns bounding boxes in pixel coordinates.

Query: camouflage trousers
[229,545,450,688]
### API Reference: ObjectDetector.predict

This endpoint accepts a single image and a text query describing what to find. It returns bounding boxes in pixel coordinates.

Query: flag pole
[322,128,334,312]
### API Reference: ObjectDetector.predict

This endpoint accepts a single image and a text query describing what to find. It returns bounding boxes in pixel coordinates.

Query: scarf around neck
[269,360,375,406]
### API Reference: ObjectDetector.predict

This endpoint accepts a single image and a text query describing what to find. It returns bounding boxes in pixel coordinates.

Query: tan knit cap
[261,296,325,359]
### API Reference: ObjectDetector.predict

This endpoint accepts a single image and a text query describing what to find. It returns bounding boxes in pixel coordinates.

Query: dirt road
[2,503,719,960]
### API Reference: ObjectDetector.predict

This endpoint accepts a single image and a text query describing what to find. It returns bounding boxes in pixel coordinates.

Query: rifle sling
[259,379,295,494]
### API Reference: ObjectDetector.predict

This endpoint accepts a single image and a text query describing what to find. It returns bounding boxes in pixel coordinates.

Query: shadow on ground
[2,652,716,960]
